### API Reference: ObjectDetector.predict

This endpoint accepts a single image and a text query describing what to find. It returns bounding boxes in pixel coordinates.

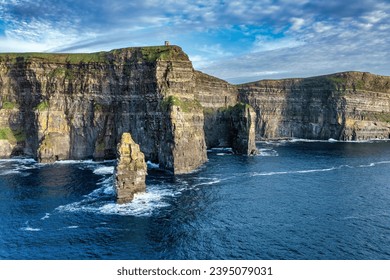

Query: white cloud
[290,17,306,31]
[253,35,305,52]
[313,22,333,33]
[0,0,389,83]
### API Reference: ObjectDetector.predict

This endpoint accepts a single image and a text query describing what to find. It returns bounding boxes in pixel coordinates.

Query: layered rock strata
[115,133,147,203]
[1,46,389,176]
[0,45,255,174]
[238,72,390,141]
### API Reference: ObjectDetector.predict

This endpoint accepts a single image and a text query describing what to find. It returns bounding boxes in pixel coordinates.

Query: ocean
[1,140,390,259]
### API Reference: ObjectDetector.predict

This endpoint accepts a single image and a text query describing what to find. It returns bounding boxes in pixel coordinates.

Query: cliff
[0,45,254,174]
[1,46,389,174]
[238,72,390,141]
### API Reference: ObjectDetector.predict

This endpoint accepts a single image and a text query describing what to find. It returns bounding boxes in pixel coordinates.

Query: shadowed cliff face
[1,46,389,174]
[0,46,207,173]
[0,45,254,174]
[238,72,390,141]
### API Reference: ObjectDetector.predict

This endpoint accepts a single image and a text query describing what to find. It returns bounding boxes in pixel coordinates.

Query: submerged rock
[115,133,147,204]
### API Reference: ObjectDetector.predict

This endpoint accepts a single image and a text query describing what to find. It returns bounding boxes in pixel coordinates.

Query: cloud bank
[0,0,389,83]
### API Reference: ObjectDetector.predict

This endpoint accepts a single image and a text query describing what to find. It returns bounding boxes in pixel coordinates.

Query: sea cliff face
[0,45,254,174]
[0,46,389,173]
[238,72,390,141]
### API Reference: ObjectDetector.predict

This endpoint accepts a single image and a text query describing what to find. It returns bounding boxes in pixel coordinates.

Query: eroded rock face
[229,104,257,155]
[1,46,389,175]
[238,72,390,141]
[115,133,147,204]
[159,96,207,174]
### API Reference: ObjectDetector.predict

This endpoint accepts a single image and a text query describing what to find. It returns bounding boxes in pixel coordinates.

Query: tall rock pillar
[230,104,258,155]
[115,133,147,204]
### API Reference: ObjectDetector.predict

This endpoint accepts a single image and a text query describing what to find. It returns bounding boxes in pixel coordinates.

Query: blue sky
[0,0,389,83]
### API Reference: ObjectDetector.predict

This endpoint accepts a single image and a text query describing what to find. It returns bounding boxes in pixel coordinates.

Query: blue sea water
[1,140,390,260]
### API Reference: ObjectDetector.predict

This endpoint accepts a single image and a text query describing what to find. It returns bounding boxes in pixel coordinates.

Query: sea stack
[115,132,147,204]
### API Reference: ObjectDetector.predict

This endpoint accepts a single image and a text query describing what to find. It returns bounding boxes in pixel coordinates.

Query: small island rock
[115,133,147,204]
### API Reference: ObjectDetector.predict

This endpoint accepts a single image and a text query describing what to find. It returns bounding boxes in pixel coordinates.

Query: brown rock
[115,133,147,204]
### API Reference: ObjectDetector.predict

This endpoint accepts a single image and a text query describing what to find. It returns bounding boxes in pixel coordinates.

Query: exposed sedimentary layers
[238,72,390,141]
[1,46,389,175]
[115,132,147,204]
[0,45,255,174]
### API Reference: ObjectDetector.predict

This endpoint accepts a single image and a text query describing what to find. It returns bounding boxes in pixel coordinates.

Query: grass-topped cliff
[0,45,189,64]
[238,71,390,93]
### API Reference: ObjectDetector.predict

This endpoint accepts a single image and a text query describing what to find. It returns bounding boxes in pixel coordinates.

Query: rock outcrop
[115,133,146,203]
[238,72,390,141]
[229,104,257,155]
[159,96,207,174]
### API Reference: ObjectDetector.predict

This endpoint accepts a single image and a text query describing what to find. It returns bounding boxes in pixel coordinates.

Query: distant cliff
[238,72,390,141]
[0,45,255,174]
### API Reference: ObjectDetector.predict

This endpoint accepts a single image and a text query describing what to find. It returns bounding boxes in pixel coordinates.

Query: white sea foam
[88,177,115,197]
[21,226,41,231]
[0,158,36,164]
[194,178,221,187]
[67,226,79,229]
[259,148,278,157]
[93,166,115,175]
[250,165,350,177]
[147,161,160,169]
[0,170,22,176]
[261,138,390,144]
[359,161,390,168]
[99,190,171,216]
[40,213,51,220]
[56,179,175,217]
[20,225,41,231]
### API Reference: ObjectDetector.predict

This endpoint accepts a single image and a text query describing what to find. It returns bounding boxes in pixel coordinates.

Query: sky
[0,0,389,84]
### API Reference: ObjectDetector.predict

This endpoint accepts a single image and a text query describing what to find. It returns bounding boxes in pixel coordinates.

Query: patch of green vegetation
[0,51,108,64]
[141,46,188,62]
[353,80,365,90]
[221,102,251,114]
[0,45,188,65]
[141,46,171,62]
[94,102,103,112]
[1,101,17,110]
[64,69,76,79]
[327,76,347,84]
[203,107,217,115]
[49,67,66,78]
[36,101,49,111]
[95,141,105,152]
[373,112,390,123]
[0,127,26,144]
[161,95,202,113]
[361,111,390,123]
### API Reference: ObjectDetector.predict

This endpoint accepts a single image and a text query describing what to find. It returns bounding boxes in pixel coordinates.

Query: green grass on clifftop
[0,52,109,64]
[0,45,188,64]
[141,46,189,62]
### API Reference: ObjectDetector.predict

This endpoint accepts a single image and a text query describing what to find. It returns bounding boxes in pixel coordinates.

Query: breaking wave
[258,148,278,157]
[250,160,390,177]
[93,166,115,175]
